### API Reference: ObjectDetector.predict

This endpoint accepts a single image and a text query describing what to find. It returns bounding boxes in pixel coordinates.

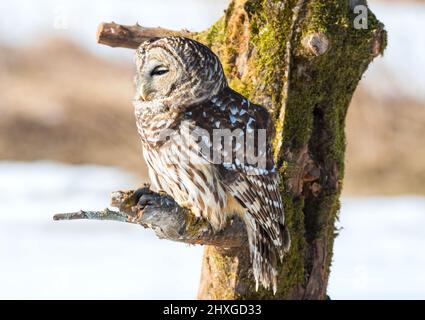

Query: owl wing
[223,170,286,242]
[184,87,289,251]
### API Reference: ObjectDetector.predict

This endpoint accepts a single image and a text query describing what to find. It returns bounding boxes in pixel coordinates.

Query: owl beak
[139,84,150,101]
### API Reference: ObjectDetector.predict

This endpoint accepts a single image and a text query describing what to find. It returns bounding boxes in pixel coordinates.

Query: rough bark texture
[78,0,386,300]
[97,22,193,49]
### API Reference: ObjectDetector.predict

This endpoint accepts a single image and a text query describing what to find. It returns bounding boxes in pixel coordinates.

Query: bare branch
[53,208,128,222]
[54,187,246,248]
[96,22,194,49]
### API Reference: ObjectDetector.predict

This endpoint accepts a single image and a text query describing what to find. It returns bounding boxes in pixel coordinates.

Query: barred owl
[133,37,290,292]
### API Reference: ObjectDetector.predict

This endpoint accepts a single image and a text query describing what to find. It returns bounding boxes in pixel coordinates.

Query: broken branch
[96,22,194,49]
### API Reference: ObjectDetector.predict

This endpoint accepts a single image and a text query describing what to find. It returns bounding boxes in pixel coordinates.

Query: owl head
[134,37,227,110]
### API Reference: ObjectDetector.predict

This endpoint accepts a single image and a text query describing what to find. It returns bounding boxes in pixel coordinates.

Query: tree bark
[97,22,192,49]
[61,0,386,300]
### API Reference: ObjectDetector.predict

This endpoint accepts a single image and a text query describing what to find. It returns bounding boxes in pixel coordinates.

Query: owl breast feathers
[133,36,290,293]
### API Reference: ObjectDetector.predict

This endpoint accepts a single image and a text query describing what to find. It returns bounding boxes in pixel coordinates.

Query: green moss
[250,0,296,103]
[195,17,226,50]
[184,211,210,237]
[210,260,234,299]
[275,193,307,296]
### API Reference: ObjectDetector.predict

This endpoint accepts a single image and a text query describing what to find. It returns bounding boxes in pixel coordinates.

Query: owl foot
[133,188,158,212]
[132,188,175,213]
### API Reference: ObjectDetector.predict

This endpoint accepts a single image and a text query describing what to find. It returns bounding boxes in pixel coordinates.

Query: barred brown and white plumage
[133,37,290,292]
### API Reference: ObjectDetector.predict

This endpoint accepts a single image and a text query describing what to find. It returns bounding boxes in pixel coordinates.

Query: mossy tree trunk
[195,0,386,300]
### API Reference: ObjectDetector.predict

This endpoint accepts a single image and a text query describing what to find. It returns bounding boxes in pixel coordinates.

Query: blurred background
[0,0,424,299]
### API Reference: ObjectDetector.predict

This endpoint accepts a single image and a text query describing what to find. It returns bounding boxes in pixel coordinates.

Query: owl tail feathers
[243,215,291,294]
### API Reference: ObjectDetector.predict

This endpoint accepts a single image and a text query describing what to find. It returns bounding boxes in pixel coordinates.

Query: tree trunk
[194,0,385,300]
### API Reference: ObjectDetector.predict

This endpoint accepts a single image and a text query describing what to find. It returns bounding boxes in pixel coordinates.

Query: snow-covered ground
[0,161,424,299]
[329,197,425,299]
[0,161,204,299]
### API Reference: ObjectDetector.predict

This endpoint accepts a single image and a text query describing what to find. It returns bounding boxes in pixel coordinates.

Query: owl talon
[136,192,158,210]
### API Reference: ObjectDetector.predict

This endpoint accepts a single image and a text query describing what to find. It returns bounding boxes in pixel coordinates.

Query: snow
[0,161,204,299]
[0,161,424,299]
[328,197,425,300]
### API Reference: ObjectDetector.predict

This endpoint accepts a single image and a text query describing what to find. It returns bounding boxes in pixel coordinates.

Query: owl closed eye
[135,47,185,101]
